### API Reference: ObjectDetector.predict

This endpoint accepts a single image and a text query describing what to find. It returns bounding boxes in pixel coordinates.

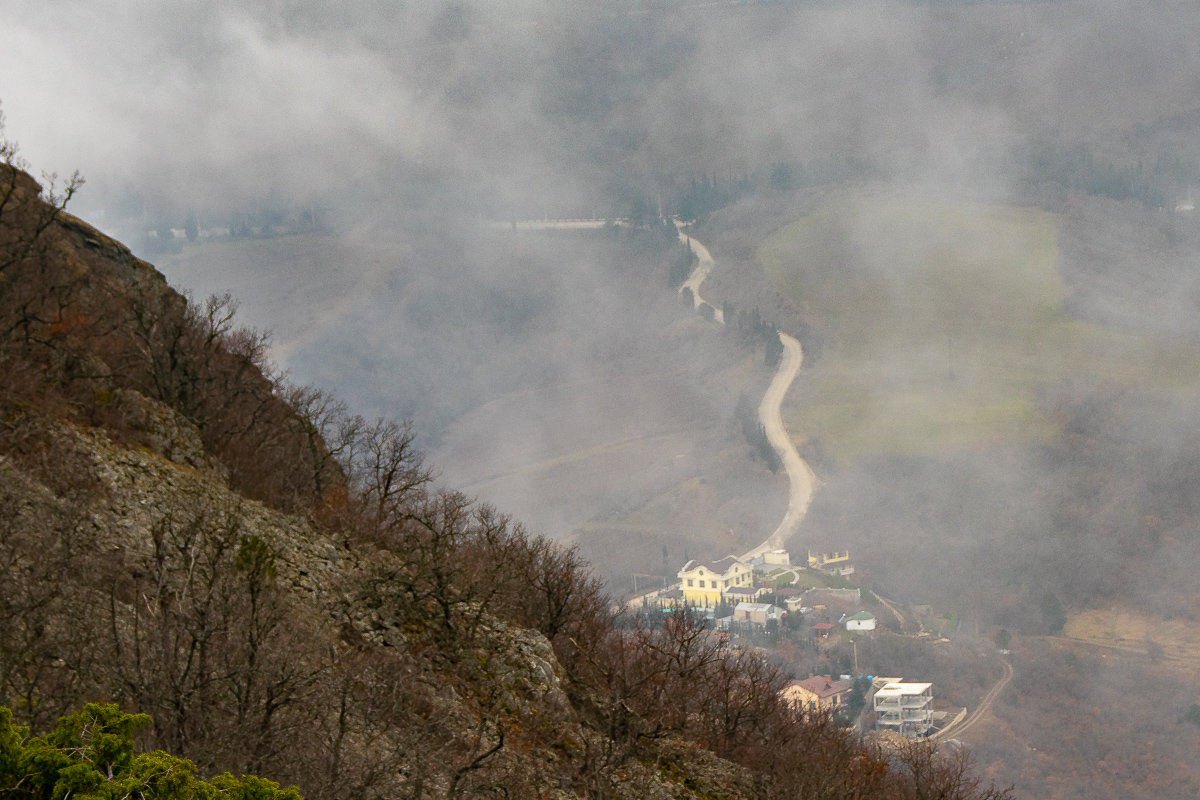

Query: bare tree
[0,103,83,279]
[278,382,351,501]
[352,418,432,540]
[887,742,1013,800]
[105,499,324,774]
[0,481,102,732]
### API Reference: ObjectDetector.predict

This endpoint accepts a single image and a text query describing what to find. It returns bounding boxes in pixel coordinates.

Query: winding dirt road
[677,233,725,324]
[675,226,1014,744]
[933,657,1013,741]
[744,332,816,559]
[675,229,814,559]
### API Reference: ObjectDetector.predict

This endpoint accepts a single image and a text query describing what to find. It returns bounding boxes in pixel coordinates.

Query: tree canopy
[0,704,301,800]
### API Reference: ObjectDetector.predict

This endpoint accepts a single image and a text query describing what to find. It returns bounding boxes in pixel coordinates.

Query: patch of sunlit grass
[760,188,1200,463]
[1065,607,1200,660]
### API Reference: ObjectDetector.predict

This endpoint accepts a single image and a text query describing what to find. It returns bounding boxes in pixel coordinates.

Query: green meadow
[758,190,1200,462]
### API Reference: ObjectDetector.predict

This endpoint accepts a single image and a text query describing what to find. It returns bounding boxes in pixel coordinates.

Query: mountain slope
[0,159,1009,799]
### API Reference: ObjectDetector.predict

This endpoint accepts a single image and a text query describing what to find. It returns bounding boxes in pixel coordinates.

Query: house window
[699,580,705,588]
[687,579,693,587]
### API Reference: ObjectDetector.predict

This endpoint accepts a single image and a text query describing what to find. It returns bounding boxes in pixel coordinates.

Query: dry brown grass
[1064,607,1200,661]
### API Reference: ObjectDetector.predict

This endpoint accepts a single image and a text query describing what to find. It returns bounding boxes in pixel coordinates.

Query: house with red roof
[780,675,852,713]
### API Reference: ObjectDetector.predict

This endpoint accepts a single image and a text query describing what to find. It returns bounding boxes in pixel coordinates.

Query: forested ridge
[0,151,1008,798]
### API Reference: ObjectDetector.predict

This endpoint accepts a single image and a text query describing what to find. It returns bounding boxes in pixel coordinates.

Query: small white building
[784,597,811,614]
[751,549,792,574]
[844,611,876,631]
[733,602,785,627]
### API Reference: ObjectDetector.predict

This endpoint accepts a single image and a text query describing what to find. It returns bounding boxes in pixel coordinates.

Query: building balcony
[876,695,928,705]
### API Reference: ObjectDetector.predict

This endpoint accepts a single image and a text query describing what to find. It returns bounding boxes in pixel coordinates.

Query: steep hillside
[0,160,1012,798]
[155,219,790,595]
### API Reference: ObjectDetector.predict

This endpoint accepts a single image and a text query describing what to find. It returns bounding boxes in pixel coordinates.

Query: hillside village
[634,547,960,740]
[18,0,1200,794]
[0,150,1018,799]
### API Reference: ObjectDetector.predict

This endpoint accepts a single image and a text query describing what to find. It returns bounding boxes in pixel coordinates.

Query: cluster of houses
[780,675,936,739]
[645,548,936,738]
[651,548,876,635]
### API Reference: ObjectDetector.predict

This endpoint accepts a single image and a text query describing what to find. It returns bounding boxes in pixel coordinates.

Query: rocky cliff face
[0,163,766,798]
[0,339,764,800]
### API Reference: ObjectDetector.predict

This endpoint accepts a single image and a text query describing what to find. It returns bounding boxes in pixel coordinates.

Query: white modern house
[873,682,933,738]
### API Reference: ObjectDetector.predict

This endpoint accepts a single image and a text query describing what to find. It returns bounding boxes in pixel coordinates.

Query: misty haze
[6,1,1200,797]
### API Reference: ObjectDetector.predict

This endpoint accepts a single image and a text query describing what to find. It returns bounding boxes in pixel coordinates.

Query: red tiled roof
[789,676,849,698]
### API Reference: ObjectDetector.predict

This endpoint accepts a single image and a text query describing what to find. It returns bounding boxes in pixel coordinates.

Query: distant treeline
[668,238,699,287]
[1016,141,1200,208]
[676,173,752,221]
[727,302,785,369]
[735,390,782,473]
[623,138,1200,226]
[621,156,880,225]
[763,156,880,194]
[137,202,330,256]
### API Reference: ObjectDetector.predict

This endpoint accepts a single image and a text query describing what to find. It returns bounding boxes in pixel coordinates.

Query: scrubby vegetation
[0,704,300,800]
[0,129,1015,796]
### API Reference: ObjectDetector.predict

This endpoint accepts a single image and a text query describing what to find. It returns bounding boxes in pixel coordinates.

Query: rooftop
[679,555,745,576]
[787,676,851,698]
[875,682,932,698]
[734,602,779,613]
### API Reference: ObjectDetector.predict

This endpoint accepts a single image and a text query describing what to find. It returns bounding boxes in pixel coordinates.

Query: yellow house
[677,556,753,607]
[808,549,851,571]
